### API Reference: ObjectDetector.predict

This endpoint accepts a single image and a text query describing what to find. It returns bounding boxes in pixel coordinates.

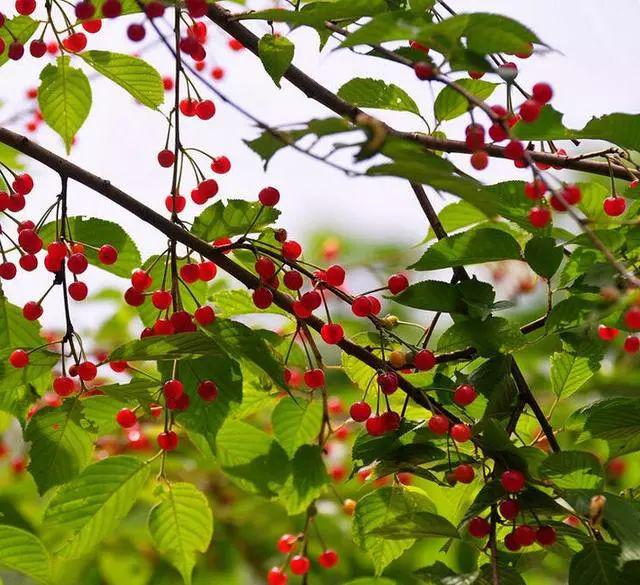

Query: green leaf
[524,236,563,279]
[0,525,50,584]
[338,78,420,116]
[110,332,227,361]
[569,542,634,585]
[539,451,604,491]
[415,562,525,585]
[80,51,164,109]
[437,317,524,356]
[279,445,329,515]
[581,398,640,456]
[38,216,141,278]
[0,17,39,69]
[148,482,213,585]
[213,289,292,320]
[370,511,459,540]
[603,494,640,562]
[271,397,323,456]
[191,199,280,241]
[411,228,521,270]
[424,201,487,242]
[434,79,497,121]
[43,456,150,558]
[38,56,92,153]
[258,34,294,87]
[90,0,140,18]
[24,400,95,495]
[353,485,435,575]
[216,420,290,497]
[550,349,601,398]
[343,579,396,585]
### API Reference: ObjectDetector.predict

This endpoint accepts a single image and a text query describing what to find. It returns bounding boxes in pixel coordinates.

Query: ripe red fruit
[325,264,346,286]
[124,287,145,306]
[532,82,553,104]
[22,301,43,321]
[165,194,186,213]
[504,140,525,161]
[48,241,67,259]
[470,150,489,170]
[499,499,520,520]
[267,567,287,585]
[465,123,485,151]
[78,361,98,381]
[318,549,339,569]
[197,380,218,401]
[603,196,626,217]
[116,408,137,428]
[195,100,216,120]
[468,517,491,538]
[255,256,276,280]
[9,349,29,368]
[428,414,449,435]
[30,39,47,57]
[283,270,303,290]
[197,261,217,281]
[598,324,619,341]
[75,1,96,19]
[110,361,128,373]
[62,32,87,53]
[414,349,436,371]
[53,376,76,397]
[154,319,175,336]
[198,178,219,199]
[68,281,88,301]
[352,296,372,317]
[489,122,508,142]
[82,20,101,33]
[98,244,118,265]
[194,305,215,326]
[163,379,184,400]
[68,253,88,274]
[378,371,399,395]
[414,61,435,80]
[387,273,409,294]
[304,368,325,388]
[519,99,542,123]
[277,533,297,554]
[0,262,17,280]
[504,532,521,551]
[152,290,173,310]
[450,423,473,443]
[524,180,546,200]
[19,254,38,271]
[290,555,310,575]
[365,415,386,436]
[292,300,312,319]
[350,401,372,422]
[178,263,198,284]
[12,173,33,195]
[157,430,179,451]
[625,307,640,330]
[624,335,640,353]
[252,287,273,309]
[301,291,321,311]
[453,383,477,406]
[536,525,557,546]
[501,469,526,493]
[157,149,175,168]
[259,186,280,206]
[127,23,146,42]
[102,0,122,18]
[282,240,302,260]
[551,184,581,211]
[8,42,25,61]
[513,524,536,547]
[454,464,475,484]
[16,0,36,16]
[321,323,344,345]
[211,156,231,174]
[529,206,551,228]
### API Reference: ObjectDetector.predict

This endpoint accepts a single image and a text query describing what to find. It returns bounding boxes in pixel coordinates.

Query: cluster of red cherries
[468,469,557,551]
[267,533,338,585]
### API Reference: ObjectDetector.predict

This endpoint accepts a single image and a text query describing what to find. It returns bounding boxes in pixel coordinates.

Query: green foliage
[271,397,323,456]
[434,79,497,121]
[338,78,420,116]
[0,525,50,584]
[259,34,295,87]
[0,17,38,69]
[191,199,280,241]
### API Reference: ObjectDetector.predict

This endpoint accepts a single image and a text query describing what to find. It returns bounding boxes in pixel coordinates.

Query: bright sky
[0,0,636,331]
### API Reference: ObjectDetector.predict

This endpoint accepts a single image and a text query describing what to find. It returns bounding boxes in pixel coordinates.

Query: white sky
[0,0,636,331]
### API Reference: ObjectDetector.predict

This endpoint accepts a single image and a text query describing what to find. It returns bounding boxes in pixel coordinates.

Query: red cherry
[267,567,287,585]
[290,555,310,576]
[197,380,218,401]
[325,264,345,286]
[82,20,102,33]
[102,0,122,18]
[157,149,175,168]
[625,307,640,330]
[352,296,372,317]
[387,273,409,294]
[465,123,485,151]
[453,384,477,406]
[198,261,217,281]
[454,463,475,484]
[259,187,280,206]
[195,99,216,120]
[304,368,324,389]
[624,335,640,353]
[350,401,372,422]
[165,194,186,213]
[211,66,225,80]
[62,32,87,53]
[414,349,436,371]
[255,256,276,280]
[536,525,557,546]
[9,349,29,368]
[75,1,96,19]
[301,291,321,311]
[277,533,297,554]
[318,549,338,569]
[67,253,88,274]
[163,379,184,400]
[68,281,88,301]
[194,305,215,325]
[98,244,118,265]
[124,287,145,306]
[252,287,273,309]
[154,319,175,336]
[501,470,526,493]
[524,180,546,200]
[127,23,146,42]
[504,140,525,161]
[53,376,76,397]
[529,206,551,228]
[152,290,173,310]
[598,324,619,341]
[198,179,219,199]
[321,323,344,345]
[12,173,33,195]
[157,430,178,451]
[282,240,302,260]
[22,301,43,321]
[450,423,473,443]
[77,361,97,381]
[468,517,491,538]
[470,150,489,170]
[0,262,17,280]
[116,408,137,428]
[131,270,152,291]
[519,99,542,123]
[211,156,231,174]
[48,241,67,260]
[30,39,46,57]
[110,361,127,373]
[365,415,386,436]
[16,0,36,16]
[489,122,508,142]
[283,270,303,290]
[378,371,399,395]
[19,254,38,271]
[177,263,198,284]
[603,196,626,217]
[532,82,553,104]
[428,414,449,435]
[414,61,435,80]
[292,300,312,319]
[513,524,536,547]
[499,499,520,520]
[504,532,521,551]
[8,42,25,61]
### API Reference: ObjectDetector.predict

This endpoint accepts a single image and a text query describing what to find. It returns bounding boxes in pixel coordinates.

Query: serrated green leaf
[550,350,600,398]
[424,201,487,242]
[569,542,634,585]
[581,398,640,456]
[437,316,524,356]
[0,17,39,69]
[0,525,50,584]
[38,56,91,153]
[539,451,603,491]
[434,79,497,121]
[191,199,279,241]
[258,34,294,87]
[43,456,150,558]
[212,289,292,320]
[271,397,323,456]
[370,511,459,540]
[148,483,213,585]
[110,332,226,361]
[524,236,563,279]
[279,445,328,515]
[338,78,420,116]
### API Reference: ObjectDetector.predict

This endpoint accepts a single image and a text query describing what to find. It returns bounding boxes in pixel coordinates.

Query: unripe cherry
[197,380,218,401]
[414,349,436,371]
[157,430,178,451]
[318,549,338,569]
[428,414,449,435]
[194,305,215,326]
[321,323,344,344]
[501,469,526,493]
[259,186,280,206]
[468,517,491,538]
[453,383,477,406]
[304,368,324,388]
[350,401,372,422]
